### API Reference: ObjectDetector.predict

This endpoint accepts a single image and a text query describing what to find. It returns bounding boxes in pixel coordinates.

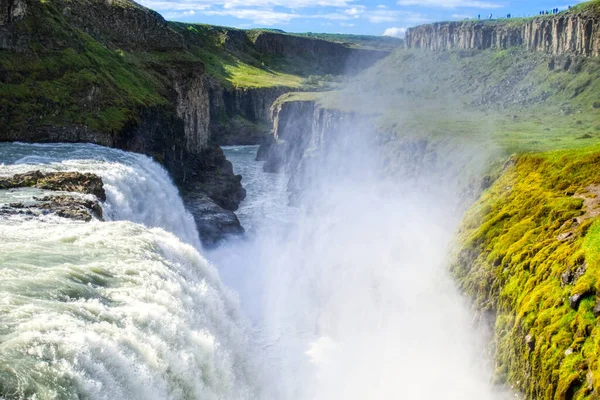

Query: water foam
[0,143,255,400]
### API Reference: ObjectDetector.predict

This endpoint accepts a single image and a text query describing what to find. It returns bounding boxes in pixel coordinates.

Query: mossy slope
[453,147,600,399]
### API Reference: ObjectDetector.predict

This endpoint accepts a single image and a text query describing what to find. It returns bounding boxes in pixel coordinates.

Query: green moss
[453,146,600,398]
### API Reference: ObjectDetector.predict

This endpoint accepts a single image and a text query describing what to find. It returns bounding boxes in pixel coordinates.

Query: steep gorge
[261,8,600,395]
[0,0,388,244]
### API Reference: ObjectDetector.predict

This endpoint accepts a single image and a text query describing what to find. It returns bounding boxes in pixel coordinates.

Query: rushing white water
[0,143,255,400]
[0,143,201,248]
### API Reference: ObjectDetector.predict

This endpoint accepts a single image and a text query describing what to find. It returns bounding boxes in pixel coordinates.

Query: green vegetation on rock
[0,1,170,134]
[452,147,600,398]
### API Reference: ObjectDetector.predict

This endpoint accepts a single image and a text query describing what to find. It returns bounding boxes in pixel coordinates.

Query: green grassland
[287,32,403,51]
[0,2,171,134]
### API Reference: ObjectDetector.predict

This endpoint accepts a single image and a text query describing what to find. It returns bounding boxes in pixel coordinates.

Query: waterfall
[0,143,255,400]
[0,143,201,248]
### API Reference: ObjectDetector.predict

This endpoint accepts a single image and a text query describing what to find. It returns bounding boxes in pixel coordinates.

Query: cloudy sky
[138,0,586,37]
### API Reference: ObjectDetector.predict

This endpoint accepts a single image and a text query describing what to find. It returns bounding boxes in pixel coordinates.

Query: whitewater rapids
[0,143,255,400]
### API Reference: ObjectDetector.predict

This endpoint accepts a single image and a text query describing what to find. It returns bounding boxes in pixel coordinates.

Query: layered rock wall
[253,31,389,74]
[208,82,287,145]
[406,14,600,57]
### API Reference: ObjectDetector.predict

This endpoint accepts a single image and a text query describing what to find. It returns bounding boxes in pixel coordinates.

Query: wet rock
[0,171,106,201]
[0,171,105,222]
[182,191,244,247]
[36,195,103,221]
[561,263,587,286]
[1,195,103,222]
[525,334,535,352]
[594,299,600,317]
[480,175,492,190]
[569,293,586,310]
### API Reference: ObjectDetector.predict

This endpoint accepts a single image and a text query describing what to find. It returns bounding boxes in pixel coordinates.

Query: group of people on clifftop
[469,5,572,21]
[539,5,572,15]
[472,5,572,21]
[477,13,512,19]
[540,8,560,15]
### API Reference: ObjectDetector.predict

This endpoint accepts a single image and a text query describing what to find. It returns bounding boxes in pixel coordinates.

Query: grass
[286,32,403,51]
[170,22,372,89]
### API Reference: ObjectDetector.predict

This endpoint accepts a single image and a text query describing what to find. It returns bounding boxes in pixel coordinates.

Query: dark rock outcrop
[0,170,106,201]
[263,99,315,173]
[0,171,105,221]
[182,190,244,248]
[405,13,600,57]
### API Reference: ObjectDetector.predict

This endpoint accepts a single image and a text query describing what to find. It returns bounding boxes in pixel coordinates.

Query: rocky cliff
[406,10,600,57]
[172,24,391,145]
[208,82,287,145]
[0,0,245,245]
[251,31,390,75]
[262,96,485,206]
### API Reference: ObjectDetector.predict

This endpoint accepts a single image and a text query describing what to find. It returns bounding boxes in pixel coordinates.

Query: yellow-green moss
[453,145,600,398]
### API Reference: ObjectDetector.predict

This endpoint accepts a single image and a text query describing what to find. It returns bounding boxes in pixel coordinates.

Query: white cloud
[364,9,428,24]
[139,0,357,10]
[382,27,406,37]
[451,13,472,19]
[203,8,299,25]
[142,0,429,28]
[397,0,503,8]
[344,6,365,16]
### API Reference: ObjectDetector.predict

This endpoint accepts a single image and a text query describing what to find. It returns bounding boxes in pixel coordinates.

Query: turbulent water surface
[0,143,254,400]
[1,142,503,400]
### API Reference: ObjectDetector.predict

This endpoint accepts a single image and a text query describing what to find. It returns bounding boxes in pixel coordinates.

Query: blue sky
[138,0,587,37]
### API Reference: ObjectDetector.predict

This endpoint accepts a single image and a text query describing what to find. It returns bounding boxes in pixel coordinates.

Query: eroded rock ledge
[0,171,105,221]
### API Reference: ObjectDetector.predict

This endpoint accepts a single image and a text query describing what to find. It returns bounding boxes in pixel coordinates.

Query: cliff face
[406,13,600,57]
[208,82,287,145]
[252,31,389,74]
[263,98,482,206]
